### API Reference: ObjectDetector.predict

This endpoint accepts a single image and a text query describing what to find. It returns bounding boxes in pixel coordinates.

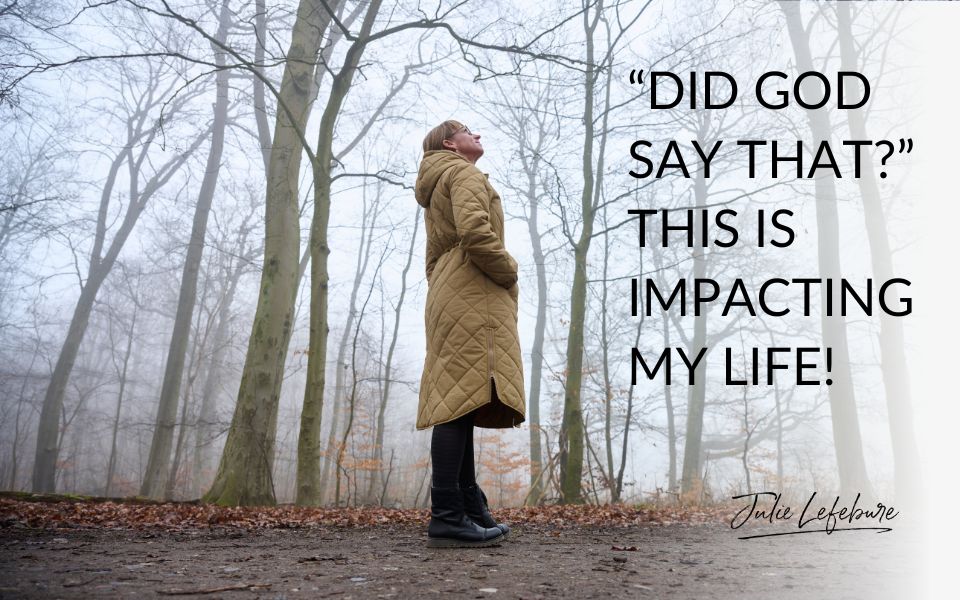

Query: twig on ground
[157,583,272,595]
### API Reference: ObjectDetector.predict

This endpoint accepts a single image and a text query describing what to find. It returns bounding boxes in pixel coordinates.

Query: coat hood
[415,150,470,207]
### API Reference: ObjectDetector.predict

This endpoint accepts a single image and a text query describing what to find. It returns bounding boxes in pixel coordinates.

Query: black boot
[462,483,511,539]
[427,486,505,548]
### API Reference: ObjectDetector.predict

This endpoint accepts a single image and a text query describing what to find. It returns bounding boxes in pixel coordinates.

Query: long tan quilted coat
[414,150,526,430]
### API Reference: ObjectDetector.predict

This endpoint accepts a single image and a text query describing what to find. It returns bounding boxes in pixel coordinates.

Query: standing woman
[414,121,526,548]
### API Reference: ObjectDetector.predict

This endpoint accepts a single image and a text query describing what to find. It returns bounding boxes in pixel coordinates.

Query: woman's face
[443,125,484,163]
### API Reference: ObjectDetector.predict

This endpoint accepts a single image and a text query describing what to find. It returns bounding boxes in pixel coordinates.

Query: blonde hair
[422,120,465,153]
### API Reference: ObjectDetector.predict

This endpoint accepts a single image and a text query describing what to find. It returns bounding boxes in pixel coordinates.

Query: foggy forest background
[0,0,922,508]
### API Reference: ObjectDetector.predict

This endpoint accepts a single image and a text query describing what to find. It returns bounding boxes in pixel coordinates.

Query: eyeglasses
[446,125,472,138]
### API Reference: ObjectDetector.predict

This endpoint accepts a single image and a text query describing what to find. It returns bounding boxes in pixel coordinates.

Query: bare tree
[364,207,419,505]
[835,2,920,505]
[203,0,344,506]
[32,59,210,493]
[103,264,142,497]
[190,190,262,499]
[779,0,873,501]
[558,0,647,504]
[141,0,234,499]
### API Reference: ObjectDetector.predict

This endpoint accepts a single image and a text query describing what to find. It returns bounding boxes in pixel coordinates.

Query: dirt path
[0,520,925,599]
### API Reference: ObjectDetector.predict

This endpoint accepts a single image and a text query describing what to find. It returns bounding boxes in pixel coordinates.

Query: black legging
[431,410,476,488]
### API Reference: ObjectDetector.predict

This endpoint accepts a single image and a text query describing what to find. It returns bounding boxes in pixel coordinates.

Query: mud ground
[0,518,927,600]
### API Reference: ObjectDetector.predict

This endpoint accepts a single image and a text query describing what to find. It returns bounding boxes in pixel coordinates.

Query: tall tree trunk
[105,299,137,497]
[33,269,106,492]
[312,204,374,504]
[645,208,678,495]
[298,0,383,506]
[740,381,752,495]
[559,1,602,504]
[203,0,338,506]
[680,129,710,500]
[164,304,209,500]
[781,1,873,500]
[836,2,920,505]
[10,342,41,491]
[600,213,616,502]
[335,256,381,506]
[164,374,194,500]
[331,190,381,505]
[141,0,232,499]
[190,251,246,498]
[773,371,784,488]
[253,0,272,172]
[663,316,677,493]
[616,234,644,502]
[365,208,420,504]
[597,48,617,502]
[523,158,548,506]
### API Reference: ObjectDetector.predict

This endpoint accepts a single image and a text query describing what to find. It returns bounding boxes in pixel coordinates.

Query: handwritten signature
[730,491,899,540]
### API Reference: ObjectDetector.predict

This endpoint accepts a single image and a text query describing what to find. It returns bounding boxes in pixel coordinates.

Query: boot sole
[426,532,505,548]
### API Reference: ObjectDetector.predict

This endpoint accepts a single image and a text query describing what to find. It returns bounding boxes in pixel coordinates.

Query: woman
[414,120,526,548]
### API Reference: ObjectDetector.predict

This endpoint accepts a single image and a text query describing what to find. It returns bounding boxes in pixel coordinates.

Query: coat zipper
[486,327,495,380]
[486,326,504,418]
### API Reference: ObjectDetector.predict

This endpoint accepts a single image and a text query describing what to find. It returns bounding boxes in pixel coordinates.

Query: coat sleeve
[449,165,518,288]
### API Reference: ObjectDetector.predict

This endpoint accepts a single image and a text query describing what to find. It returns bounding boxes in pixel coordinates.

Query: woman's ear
[442,138,456,151]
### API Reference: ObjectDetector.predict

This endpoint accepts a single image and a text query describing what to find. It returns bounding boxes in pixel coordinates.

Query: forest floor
[0,494,927,599]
